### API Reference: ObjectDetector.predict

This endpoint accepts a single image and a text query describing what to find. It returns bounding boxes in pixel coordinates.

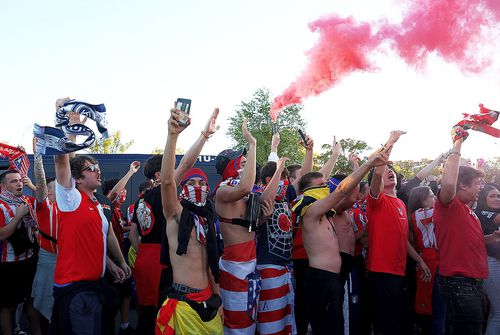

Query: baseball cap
[215,148,246,176]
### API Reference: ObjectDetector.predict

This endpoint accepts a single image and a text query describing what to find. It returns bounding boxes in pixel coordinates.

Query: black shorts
[368,271,405,335]
[305,267,343,335]
[0,257,37,308]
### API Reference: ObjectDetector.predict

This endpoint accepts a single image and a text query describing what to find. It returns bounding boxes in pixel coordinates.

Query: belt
[172,282,202,294]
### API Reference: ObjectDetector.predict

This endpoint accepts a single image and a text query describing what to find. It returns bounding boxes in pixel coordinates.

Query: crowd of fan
[0,98,499,335]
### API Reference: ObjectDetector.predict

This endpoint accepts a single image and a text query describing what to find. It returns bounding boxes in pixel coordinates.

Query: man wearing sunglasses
[51,152,130,335]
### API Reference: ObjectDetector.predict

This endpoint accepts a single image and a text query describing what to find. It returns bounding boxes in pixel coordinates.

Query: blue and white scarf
[33,100,109,155]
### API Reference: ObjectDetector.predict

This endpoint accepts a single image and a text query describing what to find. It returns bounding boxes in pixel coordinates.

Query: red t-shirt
[366,192,408,276]
[434,196,488,279]
[35,198,58,254]
[54,181,109,286]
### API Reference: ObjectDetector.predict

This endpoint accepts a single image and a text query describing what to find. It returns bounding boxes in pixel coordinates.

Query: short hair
[359,181,368,194]
[476,184,498,211]
[260,161,289,184]
[144,155,162,180]
[298,171,324,194]
[367,164,395,186]
[45,177,55,185]
[0,169,21,184]
[287,164,302,179]
[102,178,119,196]
[70,155,98,180]
[457,166,485,190]
[138,181,150,194]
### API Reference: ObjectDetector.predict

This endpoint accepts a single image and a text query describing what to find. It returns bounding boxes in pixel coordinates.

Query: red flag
[455,104,500,138]
[0,143,30,176]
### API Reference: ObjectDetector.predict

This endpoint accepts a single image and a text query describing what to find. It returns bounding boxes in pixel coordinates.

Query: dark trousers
[293,258,310,335]
[368,271,405,335]
[305,267,343,335]
[438,275,485,335]
[431,269,447,335]
[67,290,102,335]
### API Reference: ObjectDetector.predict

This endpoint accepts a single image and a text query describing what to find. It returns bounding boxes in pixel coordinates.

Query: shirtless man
[292,146,390,334]
[156,108,223,334]
[215,119,257,335]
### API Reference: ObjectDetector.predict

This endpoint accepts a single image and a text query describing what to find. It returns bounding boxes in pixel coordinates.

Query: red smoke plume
[270,0,499,121]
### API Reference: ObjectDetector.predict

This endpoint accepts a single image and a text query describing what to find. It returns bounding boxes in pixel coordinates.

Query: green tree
[227,88,307,165]
[314,138,371,176]
[88,131,134,154]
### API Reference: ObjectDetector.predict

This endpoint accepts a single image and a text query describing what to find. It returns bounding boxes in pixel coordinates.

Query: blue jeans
[438,275,485,335]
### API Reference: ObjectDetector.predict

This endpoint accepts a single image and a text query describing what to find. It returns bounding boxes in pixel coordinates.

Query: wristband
[201,131,211,140]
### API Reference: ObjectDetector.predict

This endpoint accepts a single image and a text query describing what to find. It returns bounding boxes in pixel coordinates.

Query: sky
[1,0,499,162]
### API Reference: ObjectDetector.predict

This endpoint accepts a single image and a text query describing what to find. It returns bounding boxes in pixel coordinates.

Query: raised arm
[161,109,189,219]
[54,154,72,189]
[174,108,220,185]
[349,153,360,171]
[268,133,280,162]
[216,119,256,202]
[33,157,47,203]
[415,152,446,181]
[260,157,289,204]
[301,134,314,176]
[306,146,391,220]
[438,126,466,204]
[369,130,405,198]
[319,137,342,178]
[107,161,140,201]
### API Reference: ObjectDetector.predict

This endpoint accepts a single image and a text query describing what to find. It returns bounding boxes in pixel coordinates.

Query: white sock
[120,322,129,329]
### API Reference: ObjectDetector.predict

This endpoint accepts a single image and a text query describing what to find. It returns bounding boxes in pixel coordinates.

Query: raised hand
[332,137,342,156]
[242,118,256,146]
[203,108,221,136]
[300,134,314,150]
[55,97,70,110]
[276,157,289,172]
[68,111,88,126]
[387,130,406,145]
[129,161,141,173]
[367,145,392,168]
[451,125,469,144]
[168,108,190,135]
[271,133,280,152]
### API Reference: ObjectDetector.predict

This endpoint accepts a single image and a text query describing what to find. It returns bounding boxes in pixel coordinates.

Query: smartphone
[297,128,307,143]
[175,98,191,127]
[272,123,279,135]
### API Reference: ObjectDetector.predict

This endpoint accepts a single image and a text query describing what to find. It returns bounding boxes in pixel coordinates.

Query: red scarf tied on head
[222,156,243,181]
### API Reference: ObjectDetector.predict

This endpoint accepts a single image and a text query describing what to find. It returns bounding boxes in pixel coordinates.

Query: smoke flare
[270,0,500,121]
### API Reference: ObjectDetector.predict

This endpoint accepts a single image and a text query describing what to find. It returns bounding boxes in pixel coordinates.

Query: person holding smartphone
[156,107,223,334]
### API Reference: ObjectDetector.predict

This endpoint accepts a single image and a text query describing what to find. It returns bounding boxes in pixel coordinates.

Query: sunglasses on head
[82,163,100,173]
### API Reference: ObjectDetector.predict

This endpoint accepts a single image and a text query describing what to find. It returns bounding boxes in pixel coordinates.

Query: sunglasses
[82,163,100,173]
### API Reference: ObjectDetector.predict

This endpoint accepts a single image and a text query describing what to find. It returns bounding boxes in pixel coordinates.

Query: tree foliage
[88,131,134,154]
[227,88,307,165]
[314,138,372,176]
